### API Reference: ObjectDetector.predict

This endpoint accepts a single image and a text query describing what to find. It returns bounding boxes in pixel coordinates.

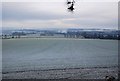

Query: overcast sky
[2,1,118,30]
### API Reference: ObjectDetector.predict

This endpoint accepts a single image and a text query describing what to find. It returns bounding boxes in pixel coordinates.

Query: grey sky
[2,1,118,29]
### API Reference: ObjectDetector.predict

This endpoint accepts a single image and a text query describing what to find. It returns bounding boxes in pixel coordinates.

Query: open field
[2,38,118,79]
[3,66,118,79]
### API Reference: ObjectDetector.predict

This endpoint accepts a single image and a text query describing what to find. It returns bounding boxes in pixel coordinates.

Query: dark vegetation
[2,29,120,40]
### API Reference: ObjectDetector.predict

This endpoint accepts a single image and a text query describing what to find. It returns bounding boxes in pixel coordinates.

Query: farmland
[2,38,118,79]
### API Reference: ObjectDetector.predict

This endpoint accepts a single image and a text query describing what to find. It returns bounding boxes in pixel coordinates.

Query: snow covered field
[2,38,118,79]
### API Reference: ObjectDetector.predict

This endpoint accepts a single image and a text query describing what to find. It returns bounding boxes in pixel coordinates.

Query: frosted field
[2,38,118,73]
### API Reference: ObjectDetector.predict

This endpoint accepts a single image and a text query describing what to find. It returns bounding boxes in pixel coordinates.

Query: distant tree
[12,32,26,38]
[4,35,7,39]
[12,36,14,38]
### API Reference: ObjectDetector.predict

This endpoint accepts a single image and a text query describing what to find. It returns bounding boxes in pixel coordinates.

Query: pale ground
[2,66,118,79]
